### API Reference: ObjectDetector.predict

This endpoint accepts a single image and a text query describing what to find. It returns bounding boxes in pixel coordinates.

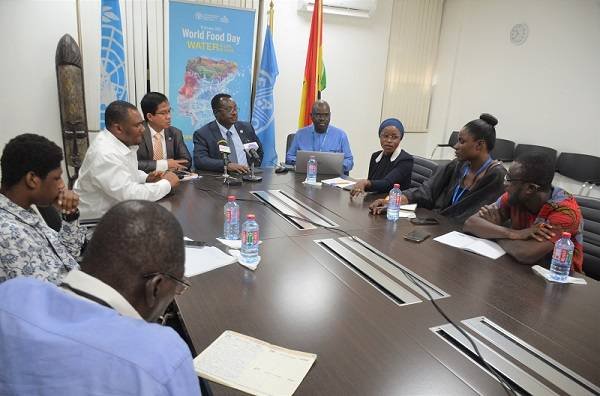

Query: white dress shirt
[149,124,168,172]
[74,130,171,219]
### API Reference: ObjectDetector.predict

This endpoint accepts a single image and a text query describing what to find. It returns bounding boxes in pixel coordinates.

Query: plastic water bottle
[241,214,260,264]
[387,184,402,221]
[549,232,574,282]
[306,155,318,184]
[223,195,240,240]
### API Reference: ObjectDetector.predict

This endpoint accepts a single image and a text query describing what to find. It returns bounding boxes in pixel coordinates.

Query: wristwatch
[61,209,80,222]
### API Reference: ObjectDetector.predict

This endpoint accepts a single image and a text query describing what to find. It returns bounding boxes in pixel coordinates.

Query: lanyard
[451,157,493,204]
[312,130,328,152]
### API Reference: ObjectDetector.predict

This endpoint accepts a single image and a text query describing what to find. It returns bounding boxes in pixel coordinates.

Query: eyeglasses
[504,174,541,189]
[504,174,524,183]
[154,109,172,116]
[143,272,191,295]
[219,106,238,115]
[311,112,330,119]
[380,134,401,141]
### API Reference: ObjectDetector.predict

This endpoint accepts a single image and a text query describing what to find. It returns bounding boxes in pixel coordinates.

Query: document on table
[321,177,356,190]
[434,231,506,259]
[194,330,317,396]
[184,246,237,277]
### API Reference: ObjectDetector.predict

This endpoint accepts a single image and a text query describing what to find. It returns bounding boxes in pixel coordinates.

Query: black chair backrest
[575,195,600,280]
[448,131,459,147]
[411,155,438,189]
[556,153,600,183]
[490,138,516,162]
[514,144,558,166]
[286,133,295,154]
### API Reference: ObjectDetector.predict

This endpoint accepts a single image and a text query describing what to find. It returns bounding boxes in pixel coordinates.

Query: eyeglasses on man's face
[219,105,238,115]
[504,174,525,184]
[143,272,191,295]
[154,108,172,116]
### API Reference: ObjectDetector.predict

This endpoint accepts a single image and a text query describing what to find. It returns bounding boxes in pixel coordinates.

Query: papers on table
[321,177,356,190]
[181,173,200,182]
[434,231,506,259]
[194,330,317,396]
[184,246,237,277]
[532,265,587,285]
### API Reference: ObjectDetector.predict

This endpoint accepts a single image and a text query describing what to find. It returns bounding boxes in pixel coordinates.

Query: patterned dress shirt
[0,194,85,284]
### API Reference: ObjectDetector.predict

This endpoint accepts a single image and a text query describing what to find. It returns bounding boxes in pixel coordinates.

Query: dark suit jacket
[137,123,192,172]
[193,120,264,172]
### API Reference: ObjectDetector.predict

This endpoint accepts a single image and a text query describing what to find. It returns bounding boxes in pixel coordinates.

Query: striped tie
[153,133,164,161]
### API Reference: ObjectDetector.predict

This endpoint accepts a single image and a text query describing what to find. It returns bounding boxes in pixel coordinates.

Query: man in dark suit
[137,92,192,172]
[193,93,263,173]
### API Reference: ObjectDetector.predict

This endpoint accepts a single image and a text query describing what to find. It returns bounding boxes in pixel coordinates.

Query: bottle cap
[393,184,400,188]
[562,232,571,238]
[227,195,236,201]
[247,214,256,220]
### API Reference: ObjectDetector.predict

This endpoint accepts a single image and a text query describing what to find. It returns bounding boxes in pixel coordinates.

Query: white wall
[2,0,599,180]
[427,0,600,159]
[0,0,78,150]
[266,0,393,177]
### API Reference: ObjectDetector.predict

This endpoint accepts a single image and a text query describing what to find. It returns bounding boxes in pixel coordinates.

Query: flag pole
[268,1,274,31]
[250,0,266,111]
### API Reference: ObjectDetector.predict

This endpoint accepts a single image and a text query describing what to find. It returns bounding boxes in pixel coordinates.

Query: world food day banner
[169,1,256,147]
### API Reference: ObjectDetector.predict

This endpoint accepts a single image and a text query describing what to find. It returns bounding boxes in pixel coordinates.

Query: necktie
[226,130,238,163]
[153,133,164,161]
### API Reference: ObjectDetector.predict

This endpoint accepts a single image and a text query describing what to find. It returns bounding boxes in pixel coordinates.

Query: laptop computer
[295,150,344,176]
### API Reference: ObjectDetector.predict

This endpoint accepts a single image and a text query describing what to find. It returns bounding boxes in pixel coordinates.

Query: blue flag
[251,26,279,167]
[100,0,128,130]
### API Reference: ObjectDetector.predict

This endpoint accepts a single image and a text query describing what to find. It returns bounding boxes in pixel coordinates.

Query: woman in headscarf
[350,118,413,197]
[369,113,507,225]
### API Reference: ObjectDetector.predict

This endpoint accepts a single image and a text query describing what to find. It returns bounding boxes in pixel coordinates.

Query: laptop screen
[295,150,344,175]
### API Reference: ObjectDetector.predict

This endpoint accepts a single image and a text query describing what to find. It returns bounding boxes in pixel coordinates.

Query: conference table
[163,170,600,395]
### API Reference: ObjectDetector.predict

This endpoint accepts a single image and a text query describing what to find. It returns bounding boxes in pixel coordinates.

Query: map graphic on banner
[100,0,128,130]
[169,2,256,146]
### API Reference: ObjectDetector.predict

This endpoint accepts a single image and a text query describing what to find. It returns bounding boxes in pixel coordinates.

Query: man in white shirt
[74,100,179,219]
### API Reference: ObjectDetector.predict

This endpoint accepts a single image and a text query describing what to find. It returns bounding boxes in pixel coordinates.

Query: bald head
[81,200,185,320]
[311,100,331,133]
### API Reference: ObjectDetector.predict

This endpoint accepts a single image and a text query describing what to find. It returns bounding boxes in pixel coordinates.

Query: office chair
[411,155,439,188]
[430,131,458,159]
[556,153,600,196]
[285,133,296,154]
[490,138,516,162]
[513,144,557,164]
[575,195,600,280]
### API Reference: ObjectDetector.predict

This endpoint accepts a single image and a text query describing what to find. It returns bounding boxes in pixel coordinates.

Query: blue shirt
[0,276,201,396]
[286,124,354,172]
[217,121,248,166]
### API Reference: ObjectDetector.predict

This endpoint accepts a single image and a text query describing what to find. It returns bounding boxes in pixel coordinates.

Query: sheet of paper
[398,210,417,219]
[194,330,317,396]
[532,265,587,285]
[321,177,356,189]
[434,231,506,259]
[184,246,237,277]
[399,203,417,211]
[434,231,477,249]
[464,239,506,259]
[182,173,200,182]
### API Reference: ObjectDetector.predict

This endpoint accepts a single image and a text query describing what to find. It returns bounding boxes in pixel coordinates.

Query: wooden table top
[166,170,600,396]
